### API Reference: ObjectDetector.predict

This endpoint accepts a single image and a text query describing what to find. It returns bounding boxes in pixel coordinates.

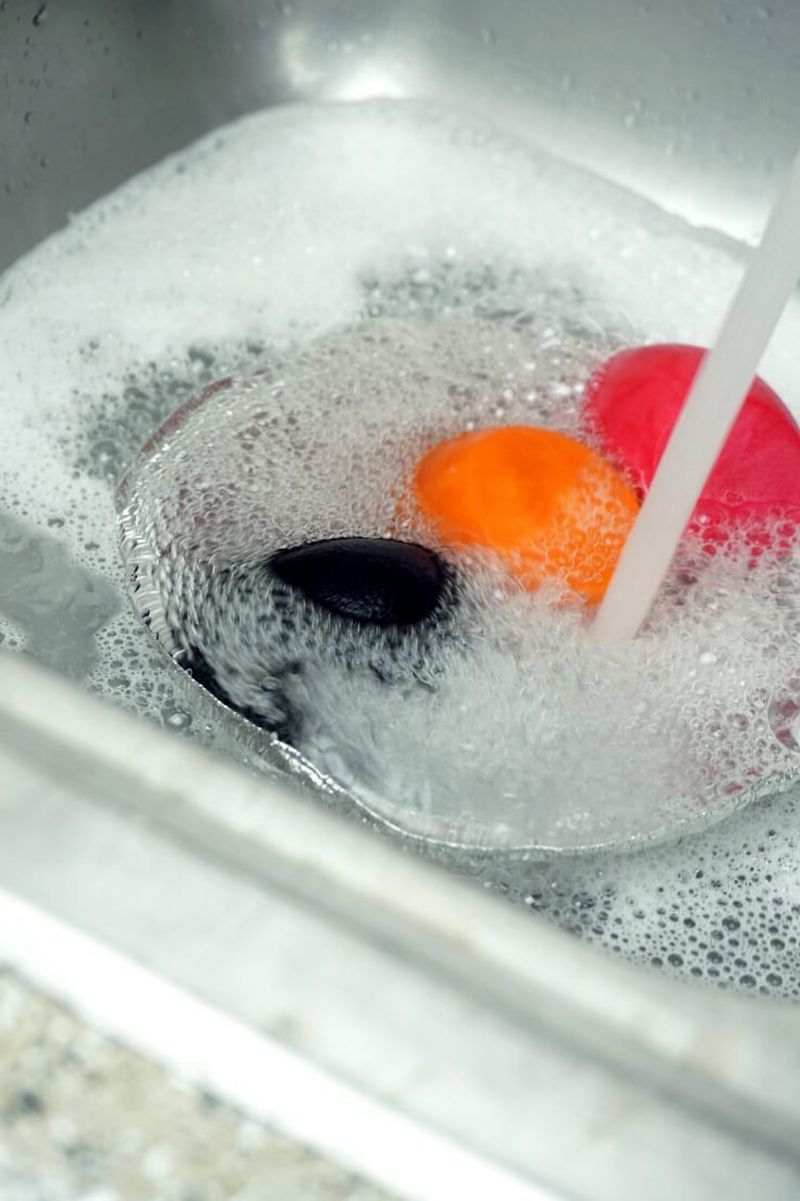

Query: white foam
[116,315,800,853]
[0,98,798,558]
[4,99,800,992]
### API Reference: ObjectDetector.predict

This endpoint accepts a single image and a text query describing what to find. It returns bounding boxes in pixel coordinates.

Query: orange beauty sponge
[412,425,639,602]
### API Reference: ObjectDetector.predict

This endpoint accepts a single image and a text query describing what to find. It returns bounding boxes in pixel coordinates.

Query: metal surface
[3,652,800,1201]
[3,0,800,274]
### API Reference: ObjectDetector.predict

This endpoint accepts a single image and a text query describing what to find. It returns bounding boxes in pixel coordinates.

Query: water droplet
[163,706,192,730]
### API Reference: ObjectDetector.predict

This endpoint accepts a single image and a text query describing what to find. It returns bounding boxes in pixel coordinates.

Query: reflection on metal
[329,63,410,102]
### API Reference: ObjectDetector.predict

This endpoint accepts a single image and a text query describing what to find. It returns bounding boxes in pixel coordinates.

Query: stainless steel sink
[4,0,800,268]
[4,2,800,1198]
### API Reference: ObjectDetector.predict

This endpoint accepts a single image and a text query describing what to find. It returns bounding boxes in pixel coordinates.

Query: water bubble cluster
[4,100,800,992]
[117,306,800,854]
[498,782,800,997]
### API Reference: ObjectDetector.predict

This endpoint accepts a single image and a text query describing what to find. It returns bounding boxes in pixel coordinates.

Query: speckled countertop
[0,968,394,1201]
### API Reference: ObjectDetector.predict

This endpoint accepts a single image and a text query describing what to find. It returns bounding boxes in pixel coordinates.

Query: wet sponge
[585,343,800,536]
[270,537,451,627]
[412,425,639,602]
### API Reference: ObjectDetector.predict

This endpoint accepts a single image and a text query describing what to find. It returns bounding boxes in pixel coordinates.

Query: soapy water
[118,316,800,852]
[4,99,800,990]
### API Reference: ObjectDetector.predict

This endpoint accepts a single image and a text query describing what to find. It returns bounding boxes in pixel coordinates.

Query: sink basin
[3,3,800,1198]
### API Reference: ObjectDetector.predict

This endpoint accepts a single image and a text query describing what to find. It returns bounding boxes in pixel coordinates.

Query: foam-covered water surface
[4,99,800,992]
[118,316,800,853]
[506,782,800,997]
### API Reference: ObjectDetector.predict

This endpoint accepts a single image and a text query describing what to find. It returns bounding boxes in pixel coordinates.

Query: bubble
[162,706,192,730]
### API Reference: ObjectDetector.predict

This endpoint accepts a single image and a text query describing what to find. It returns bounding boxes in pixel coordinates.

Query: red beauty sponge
[585,343,800,535]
